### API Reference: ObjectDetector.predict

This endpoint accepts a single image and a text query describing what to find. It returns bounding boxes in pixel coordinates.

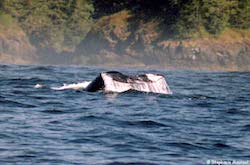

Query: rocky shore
[0,10,249,71]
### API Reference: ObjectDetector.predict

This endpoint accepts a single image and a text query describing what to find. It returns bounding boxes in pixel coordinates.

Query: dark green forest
[0,0,249,53]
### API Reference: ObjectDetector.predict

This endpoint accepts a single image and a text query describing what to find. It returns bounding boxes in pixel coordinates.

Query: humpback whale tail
[86,71,172,94]
[41,71,172,94]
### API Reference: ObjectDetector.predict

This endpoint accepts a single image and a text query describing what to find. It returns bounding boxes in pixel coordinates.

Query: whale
[39,71,172,94]
[85,71,172,94]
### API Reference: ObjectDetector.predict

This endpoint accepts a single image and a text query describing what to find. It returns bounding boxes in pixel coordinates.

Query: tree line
[0,0,249,53]
[95,0,249,38]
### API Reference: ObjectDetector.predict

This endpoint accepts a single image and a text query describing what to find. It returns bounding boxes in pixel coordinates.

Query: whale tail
[86,71,172,94]
[45,71,171,94]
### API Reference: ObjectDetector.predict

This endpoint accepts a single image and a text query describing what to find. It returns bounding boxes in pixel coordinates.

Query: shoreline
[1,62,249,72]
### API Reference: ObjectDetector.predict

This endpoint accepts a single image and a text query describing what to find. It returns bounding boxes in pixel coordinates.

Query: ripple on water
[40,109,66,114]
[106,162,158,165]
[125,120,167,128]
[241,124,250,131]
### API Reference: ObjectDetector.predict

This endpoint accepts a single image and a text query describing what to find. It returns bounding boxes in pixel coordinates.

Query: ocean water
[0,64,249,165]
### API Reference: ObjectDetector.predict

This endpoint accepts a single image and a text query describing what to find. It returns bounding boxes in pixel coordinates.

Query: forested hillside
[94,0,249,35]
[0,0,249,70]
[1,0,93,53]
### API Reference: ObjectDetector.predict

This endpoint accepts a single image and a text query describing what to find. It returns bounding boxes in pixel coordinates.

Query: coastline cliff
[73,10,250,71]
[0,1,249,71]
[0,14,37,64]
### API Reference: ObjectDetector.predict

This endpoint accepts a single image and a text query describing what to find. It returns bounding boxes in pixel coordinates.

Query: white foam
[34,84,45,89]
[51,81,91,91]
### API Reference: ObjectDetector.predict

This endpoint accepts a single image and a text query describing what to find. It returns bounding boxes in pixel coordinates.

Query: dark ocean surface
[0,64,249,165]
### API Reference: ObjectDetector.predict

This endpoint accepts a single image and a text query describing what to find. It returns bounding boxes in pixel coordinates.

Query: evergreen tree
[1,0,249,45]
[201,0,231,35]
[2,0,94,53]
[229,0,250,28]
[173,0,202,39]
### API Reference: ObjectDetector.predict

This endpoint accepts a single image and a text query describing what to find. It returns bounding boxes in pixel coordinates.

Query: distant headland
[0,1,249,71]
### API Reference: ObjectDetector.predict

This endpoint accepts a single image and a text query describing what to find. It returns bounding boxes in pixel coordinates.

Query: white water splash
[34,84,45,89]
[51,81,91,91]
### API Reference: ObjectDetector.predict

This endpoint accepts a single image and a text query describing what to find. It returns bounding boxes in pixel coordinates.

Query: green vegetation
[93,0,249,39]
[0,12,15,27]
[1,0,93,53]
[229,0,250,29]
[0,0,249,53]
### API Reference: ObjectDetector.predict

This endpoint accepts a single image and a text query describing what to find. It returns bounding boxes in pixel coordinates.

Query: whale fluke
[86,71,172,94]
